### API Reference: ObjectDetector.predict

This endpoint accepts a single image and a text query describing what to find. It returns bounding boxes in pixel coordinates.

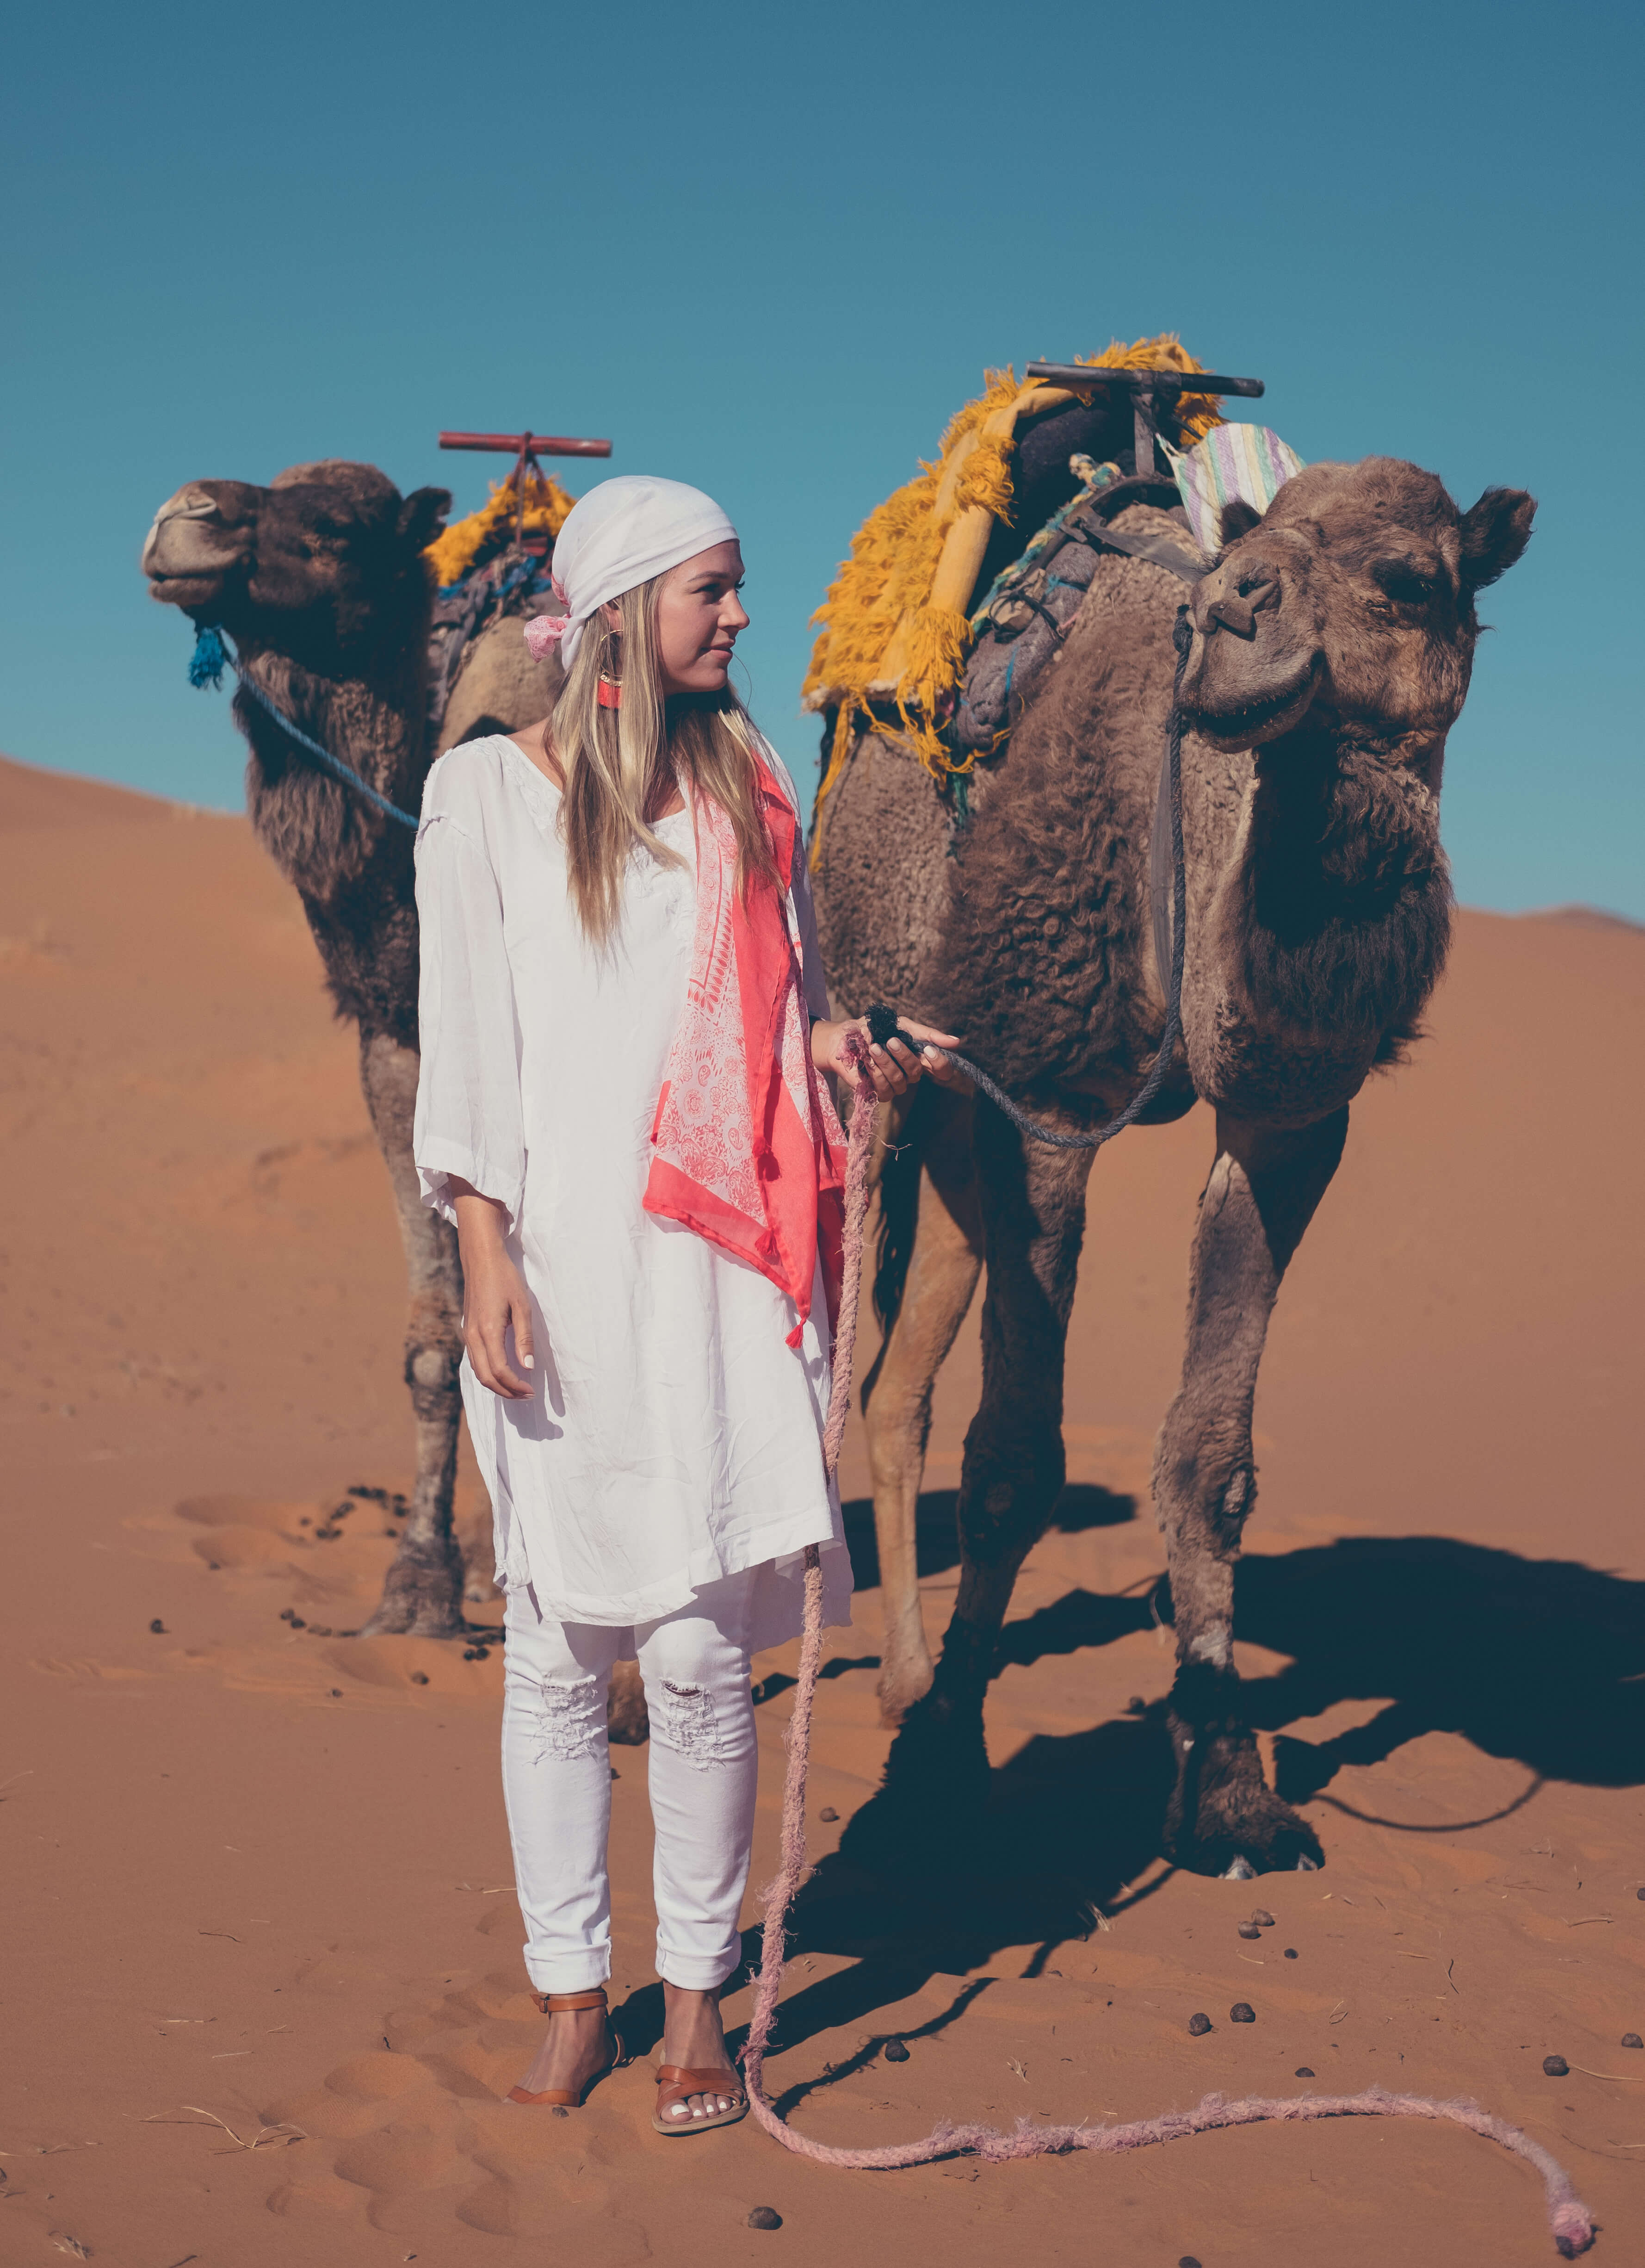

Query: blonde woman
[413,477,956,2136]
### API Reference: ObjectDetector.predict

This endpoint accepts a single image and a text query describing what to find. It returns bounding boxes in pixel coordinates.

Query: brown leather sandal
[651,2062,748,2135]
[507,1987,629,2107]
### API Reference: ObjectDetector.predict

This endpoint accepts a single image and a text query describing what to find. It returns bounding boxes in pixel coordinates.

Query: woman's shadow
[637,1494,1645,2077]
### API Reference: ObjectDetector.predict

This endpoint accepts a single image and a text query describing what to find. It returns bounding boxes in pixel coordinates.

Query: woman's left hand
[810,1016,965,1100]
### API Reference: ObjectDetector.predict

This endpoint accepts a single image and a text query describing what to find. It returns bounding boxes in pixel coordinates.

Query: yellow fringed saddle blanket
[803,335,1223,808]
[424,466,579,592]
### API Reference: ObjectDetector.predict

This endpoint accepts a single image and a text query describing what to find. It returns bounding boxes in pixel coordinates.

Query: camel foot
[1163,1712,1324,1877]
[875,1655,935,1731]
[359,1537,465,1639]
[607,1661,650,1746]
[880,1660,991,1795]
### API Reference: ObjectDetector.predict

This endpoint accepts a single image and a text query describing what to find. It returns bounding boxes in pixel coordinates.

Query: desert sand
[2,750,1641,2267]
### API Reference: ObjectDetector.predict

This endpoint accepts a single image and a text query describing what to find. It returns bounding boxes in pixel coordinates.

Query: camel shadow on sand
[618,1500,1645,2079]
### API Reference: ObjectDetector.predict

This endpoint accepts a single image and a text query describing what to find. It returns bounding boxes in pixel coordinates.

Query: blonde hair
[550,574,781,942]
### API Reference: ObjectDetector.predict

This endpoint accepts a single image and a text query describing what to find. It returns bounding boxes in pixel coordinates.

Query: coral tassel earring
[597,674,622,709]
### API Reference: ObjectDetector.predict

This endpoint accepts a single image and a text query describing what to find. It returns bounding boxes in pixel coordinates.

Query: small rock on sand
[1284,1947,1299,1959]
[1179,2256,1203,2267]
[1187,2013,1212,2036]
[1622,2033,1642,2050]
[149,1618,167,1634]
[1295,2066,1315,2077]
[1542,2055,1569,2076]
[819,1807,839,1822]
[748,2206,782,2230]
[1237,1923,1262,1940]
[884,2039,910,2062]
[1230,2002,1255,2024]
[410,1671,429,1685]
[1250,1908,1275,1927]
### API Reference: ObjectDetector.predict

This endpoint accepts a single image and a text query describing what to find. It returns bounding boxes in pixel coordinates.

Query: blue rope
[188,623,420,830]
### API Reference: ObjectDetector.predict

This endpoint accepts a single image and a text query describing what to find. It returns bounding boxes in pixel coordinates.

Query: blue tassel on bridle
[188,622,227,689]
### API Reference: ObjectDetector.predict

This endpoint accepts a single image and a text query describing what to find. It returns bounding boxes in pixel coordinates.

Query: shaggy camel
[141,459,576,1648]
[814,436,1534,1874]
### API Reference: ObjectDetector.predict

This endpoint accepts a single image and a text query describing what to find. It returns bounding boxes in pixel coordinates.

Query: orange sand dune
[2,751,1641,2268]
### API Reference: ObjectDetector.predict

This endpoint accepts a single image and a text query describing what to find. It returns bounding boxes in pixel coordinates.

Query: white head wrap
[522,475,738,669]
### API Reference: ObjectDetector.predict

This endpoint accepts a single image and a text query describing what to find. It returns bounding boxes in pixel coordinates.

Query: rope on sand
[738,1048,1597,2259]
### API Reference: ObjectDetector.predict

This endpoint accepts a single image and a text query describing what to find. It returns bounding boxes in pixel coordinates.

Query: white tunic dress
[412,734,852,1652]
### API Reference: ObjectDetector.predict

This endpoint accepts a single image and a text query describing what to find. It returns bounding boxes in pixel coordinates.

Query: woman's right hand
[450,1183,536,1400]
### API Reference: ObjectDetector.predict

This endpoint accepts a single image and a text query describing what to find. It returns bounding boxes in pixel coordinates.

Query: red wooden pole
[438,430,612,457]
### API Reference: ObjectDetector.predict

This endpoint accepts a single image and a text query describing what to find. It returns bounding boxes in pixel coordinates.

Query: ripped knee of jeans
[651,1677,720,1767]
[525,1674,606,1765]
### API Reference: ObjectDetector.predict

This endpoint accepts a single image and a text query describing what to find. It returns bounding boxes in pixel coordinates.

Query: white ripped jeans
[501,1568,759,1995]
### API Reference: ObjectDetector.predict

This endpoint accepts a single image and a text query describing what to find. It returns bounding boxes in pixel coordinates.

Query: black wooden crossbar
[1024,365,1264,397]
[1024,364,1265,474]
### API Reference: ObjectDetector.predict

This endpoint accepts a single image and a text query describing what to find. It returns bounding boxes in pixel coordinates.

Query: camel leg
[356,1032,468,1638]
[1153,1106,1349,1874]
[862,1091,982,1726]
[893,1111,1095,1776]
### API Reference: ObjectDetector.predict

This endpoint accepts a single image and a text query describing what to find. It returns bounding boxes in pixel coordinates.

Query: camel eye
[1370,559,1438,607]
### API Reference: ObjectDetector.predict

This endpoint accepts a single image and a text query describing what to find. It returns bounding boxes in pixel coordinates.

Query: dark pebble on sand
[551,2105,568,2119]
[290,1616,306,1629]
[1284,1948,1299,1959]
[1230,2002,1256,2024]
[473,1646,491,1660]
[819,1807,839,1822]
[610,1767,620,1781]
[311,1626,333,1636]
[884,2039,910,2062]
[331,1688,343,1698]
[1187,2013,1212,2036]
[1251,1909,1275,1927]
[1237,1923,1262,1940]
[149,1618,167,1634]
[1127,1696,1147,1714]
[1180,2256,1203,2267]
[748,2206,782,2230]
[1542,2055,1569,2077]
[1622,2033,1643,2050]
[1295,2067,1315,2078]
[410,1672,429,1685]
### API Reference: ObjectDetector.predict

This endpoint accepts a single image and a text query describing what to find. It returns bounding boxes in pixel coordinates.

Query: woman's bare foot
[658,1982,742,2123]
[513,2002,614,2100]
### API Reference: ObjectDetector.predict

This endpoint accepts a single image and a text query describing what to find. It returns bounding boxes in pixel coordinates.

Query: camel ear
[1218,497,1264,548]
[1458,487,1535,592]
[398,486,451,551]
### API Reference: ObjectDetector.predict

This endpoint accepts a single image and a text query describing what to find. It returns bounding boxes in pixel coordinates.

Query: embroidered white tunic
[412,735,851,1650]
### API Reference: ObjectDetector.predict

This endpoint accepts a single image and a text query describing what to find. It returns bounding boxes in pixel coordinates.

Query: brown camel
[140,459,578,1648]
[813,440,1534,1874]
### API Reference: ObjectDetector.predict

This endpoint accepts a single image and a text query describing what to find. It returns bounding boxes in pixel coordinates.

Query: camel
[813,428,1534,1875]
[141,458,570,1647]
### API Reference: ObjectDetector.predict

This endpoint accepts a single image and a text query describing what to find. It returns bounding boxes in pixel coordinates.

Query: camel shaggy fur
[814,448,1534,1874]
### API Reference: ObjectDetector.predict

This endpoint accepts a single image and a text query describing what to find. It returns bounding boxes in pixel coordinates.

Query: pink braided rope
[738,1054,1596,2258]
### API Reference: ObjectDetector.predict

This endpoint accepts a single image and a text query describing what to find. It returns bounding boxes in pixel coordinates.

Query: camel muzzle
[141,485,250,584]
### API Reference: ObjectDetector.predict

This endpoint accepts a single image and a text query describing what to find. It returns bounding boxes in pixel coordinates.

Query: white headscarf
[522,475,738,669]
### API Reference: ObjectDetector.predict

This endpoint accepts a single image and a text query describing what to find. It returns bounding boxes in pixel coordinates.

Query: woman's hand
[450,1183,536,1400]
[810,1016,964,1101]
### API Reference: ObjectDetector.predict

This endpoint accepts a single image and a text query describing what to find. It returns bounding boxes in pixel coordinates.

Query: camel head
[1179,457,1535,766]
[142,459,451,673]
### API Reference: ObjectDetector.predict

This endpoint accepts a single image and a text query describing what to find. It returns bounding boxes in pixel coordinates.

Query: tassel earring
[597,672,622,709]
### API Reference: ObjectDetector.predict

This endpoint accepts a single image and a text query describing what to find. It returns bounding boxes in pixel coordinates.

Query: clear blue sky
[3,0,1639,913]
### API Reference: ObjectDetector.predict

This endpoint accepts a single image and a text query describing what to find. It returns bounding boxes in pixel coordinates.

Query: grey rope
[213,629,421,829]
[871,607,1192,1153]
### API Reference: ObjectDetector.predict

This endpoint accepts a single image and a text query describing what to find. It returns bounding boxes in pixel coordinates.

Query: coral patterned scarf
[644,757,848,1347]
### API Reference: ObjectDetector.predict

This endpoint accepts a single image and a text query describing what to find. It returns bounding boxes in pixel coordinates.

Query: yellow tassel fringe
[806,334,1222,831]
[424,467,579,591]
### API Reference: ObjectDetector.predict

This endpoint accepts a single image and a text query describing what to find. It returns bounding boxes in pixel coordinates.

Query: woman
[412,476,956,2136]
